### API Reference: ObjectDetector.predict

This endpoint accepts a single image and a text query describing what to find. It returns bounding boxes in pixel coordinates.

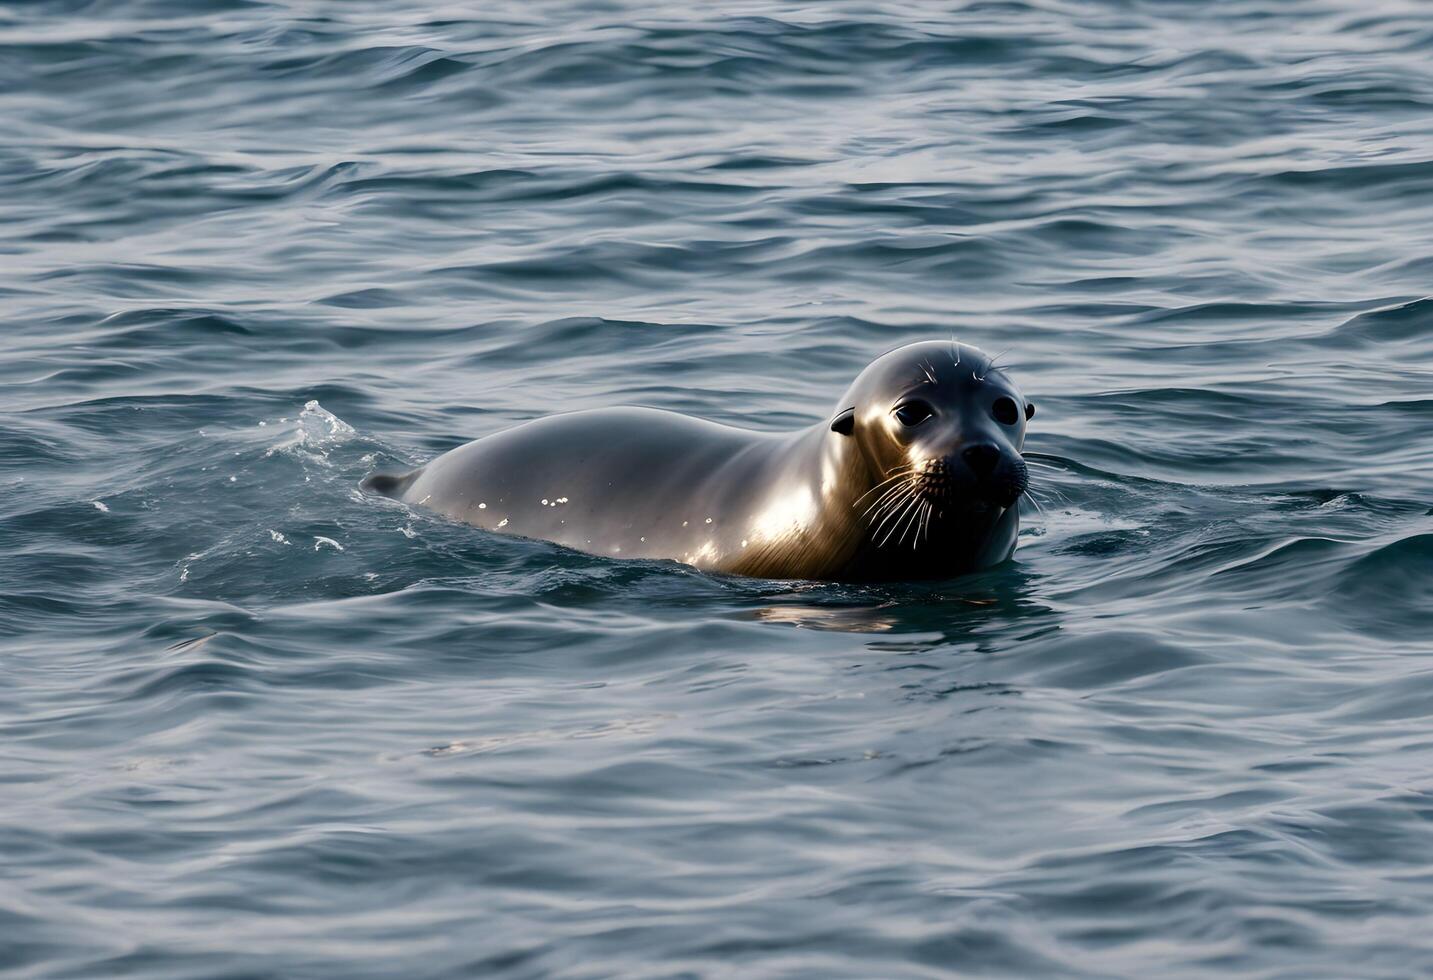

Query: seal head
[823,341,1033,576]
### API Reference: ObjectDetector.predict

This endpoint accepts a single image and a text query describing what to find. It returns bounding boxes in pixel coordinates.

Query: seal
[363,341,1034,581]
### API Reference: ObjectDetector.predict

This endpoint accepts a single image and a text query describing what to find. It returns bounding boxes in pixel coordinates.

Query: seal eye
[893,400,933,427]
[992,396,1020,426]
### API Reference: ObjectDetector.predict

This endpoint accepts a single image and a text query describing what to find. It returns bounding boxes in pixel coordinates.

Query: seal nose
[962,443,1001,478]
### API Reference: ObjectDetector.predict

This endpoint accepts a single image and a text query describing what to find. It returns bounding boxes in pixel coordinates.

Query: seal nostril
[962,443,1000,477]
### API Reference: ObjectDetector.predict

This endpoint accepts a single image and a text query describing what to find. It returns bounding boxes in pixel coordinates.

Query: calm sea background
[4,1,1433,976]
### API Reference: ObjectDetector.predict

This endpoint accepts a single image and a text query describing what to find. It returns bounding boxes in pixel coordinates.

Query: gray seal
[363,341,1034,581]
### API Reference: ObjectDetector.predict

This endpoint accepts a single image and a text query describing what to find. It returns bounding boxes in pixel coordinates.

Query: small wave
[5,3,1433,977]
[266,400,357,464]
[1335,532,1433,633]
[1325,297,1433,347]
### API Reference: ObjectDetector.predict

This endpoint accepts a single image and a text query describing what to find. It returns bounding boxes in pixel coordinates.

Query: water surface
[4,1,1433,976]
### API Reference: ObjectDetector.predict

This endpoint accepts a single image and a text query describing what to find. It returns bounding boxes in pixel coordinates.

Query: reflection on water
[749,602,898,632]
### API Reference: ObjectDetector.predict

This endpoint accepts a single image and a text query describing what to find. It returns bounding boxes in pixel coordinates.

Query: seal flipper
[361,468,421,499]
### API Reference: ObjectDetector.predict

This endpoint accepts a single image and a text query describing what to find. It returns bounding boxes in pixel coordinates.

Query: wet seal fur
[364,341,1034,581]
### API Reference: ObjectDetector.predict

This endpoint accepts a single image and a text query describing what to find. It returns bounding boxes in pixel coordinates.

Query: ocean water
[4,0,1433,976]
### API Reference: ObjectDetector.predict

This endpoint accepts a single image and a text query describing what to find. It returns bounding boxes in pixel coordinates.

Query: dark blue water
[4,1,1433,976]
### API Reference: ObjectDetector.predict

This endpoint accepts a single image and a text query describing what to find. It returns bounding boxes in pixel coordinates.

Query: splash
[266,400,357,464]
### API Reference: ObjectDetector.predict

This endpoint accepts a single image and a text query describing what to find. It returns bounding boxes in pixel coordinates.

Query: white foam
[266,400,357,463]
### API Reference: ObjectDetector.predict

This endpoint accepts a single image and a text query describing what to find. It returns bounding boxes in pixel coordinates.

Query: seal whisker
[877,490,923,548]
[895,495,921,548]
[1031,487,1066,510]
[856,471,920,518]
[862,492,905,526]
[860,463,918,494]
[858,483,905,516]
[875,500,914,549]
[870,485,917,545]
[862,484,909,533]
[1020,466,1070,495]
[975,348,1009,382]
[859,477,916,520]
[854,467,917,508]
[1025,482,1068,504]
[1025,477,1068,498]
[868,483,915,538]
[904,499,931,549]
[899,495,929,549]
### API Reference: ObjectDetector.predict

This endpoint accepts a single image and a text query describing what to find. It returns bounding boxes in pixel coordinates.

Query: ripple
[4,0,1433,976]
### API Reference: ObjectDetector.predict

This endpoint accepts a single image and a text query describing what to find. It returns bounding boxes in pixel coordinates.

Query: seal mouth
[859,454,1026,550]
[917,455,1027,510]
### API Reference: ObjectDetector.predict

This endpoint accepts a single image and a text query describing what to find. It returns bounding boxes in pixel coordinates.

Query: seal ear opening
[830,407,856,436]
[361,469,419,499]
[1025,402,1036,421]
